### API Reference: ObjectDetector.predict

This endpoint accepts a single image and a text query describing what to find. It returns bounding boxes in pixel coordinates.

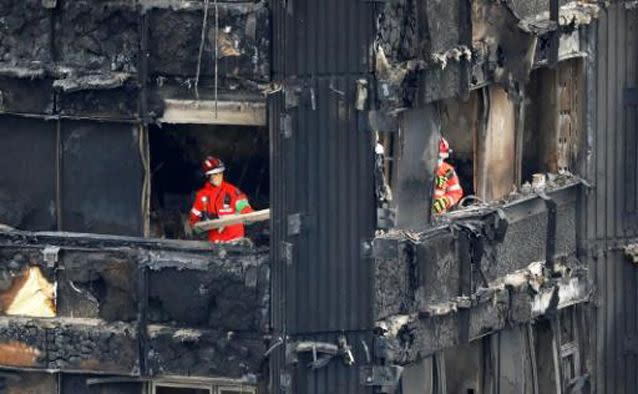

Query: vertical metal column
[270,1,377,393]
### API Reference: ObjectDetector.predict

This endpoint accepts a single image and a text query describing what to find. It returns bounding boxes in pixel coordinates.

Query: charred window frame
[522,58,585,185]
[147,120,269,244]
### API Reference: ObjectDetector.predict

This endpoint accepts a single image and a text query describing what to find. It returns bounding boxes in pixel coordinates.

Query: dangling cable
[214,0,219,118]
[194,0,210,100]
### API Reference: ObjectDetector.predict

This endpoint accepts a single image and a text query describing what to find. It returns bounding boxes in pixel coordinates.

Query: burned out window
[523,59,583,184]
[440,85,518,205]
[148,124,269,245]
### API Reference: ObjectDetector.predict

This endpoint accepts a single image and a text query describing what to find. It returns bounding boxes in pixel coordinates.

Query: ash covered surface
[147,325,264,379]
[0,317,137,373]
[56,1,138,74]
[0,0,51,66]
[148,2,270,81]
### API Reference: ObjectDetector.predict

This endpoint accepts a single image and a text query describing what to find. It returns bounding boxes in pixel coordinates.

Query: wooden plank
[193,209,270,231]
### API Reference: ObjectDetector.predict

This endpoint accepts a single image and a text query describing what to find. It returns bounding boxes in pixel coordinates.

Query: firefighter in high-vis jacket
[432,137,464,215]
[189,156,253,243]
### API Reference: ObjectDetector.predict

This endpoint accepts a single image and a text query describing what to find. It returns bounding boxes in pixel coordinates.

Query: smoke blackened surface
[148,250,270,332]
[56,1,138,73]
[147,326,264,378]
[148,3,270,81]
[0,318,137,373]
[0,0,51,65]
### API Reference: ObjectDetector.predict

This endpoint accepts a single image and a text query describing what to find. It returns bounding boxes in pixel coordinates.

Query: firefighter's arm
[189,194,206,226]
[444,170,463,208]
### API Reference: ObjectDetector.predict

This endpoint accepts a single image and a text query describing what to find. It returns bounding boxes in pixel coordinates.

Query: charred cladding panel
[272,77,376,334]
[587,5,638,393]
[0,116,57,231]
[271,0,374,77]
[60,121,143,236]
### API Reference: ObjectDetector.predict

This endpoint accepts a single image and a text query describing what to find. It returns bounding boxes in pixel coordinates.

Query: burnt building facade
[0,0,635,393]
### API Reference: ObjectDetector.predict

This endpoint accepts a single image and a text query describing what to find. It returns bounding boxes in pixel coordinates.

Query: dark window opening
[523,59,583,184]
[155,387,210,394]
[440,93,478,199]
[149,124,269,245]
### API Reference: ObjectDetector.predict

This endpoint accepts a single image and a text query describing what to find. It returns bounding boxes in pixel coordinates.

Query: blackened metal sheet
[271,0,375,77]
[0,116,57,231]
[0,77,53,114]
[273,76,376,334]
[586,4,638,394]
[60,121,143,236]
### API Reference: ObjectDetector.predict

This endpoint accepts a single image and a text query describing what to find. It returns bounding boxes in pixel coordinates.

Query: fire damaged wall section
[147,325,264,379]
[147,248,270,332]
[57,251,138,322]
[373,182,583,320]
[0,231,270,380]
[147,1,270,88]
[0,0,52,66]
[0,317,137,373]
[55,1,138,74]
[0,116,57,232]
[374,0,471,108]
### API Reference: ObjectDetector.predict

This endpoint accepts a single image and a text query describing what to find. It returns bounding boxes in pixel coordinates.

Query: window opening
[523,59,583,184]
[149,123,269,245]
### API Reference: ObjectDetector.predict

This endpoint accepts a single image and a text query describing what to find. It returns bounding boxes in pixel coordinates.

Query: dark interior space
[155,386,209,394]
[149,124,269,244]
[441,95,478,200]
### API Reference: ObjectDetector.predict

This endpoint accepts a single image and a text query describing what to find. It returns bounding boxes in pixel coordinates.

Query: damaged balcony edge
[0,228,265,254]
[375,269,591,365]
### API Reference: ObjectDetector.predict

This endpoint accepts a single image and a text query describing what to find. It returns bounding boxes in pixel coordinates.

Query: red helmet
[439,137,450,159]
[202,156,225,175]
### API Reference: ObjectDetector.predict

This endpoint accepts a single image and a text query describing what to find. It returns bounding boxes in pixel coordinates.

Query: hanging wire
[214,0,219,118]
[194,0,210,100]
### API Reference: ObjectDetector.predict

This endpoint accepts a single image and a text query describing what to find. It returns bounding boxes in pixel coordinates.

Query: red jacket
[434,161,463,213]
[189,181,253,243]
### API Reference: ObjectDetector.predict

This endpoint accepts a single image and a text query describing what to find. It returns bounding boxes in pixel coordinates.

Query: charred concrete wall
[373,181,588,364]
[0,231,269,381]
[0,0,270,120]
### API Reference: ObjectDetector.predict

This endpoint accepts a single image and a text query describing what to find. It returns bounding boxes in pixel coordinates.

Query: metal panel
[271,0,375,77]
[60,121,144,236]
[272,76,376,334]
[271,1,377,393]
[586,4,638,393]
[0,115,57,231]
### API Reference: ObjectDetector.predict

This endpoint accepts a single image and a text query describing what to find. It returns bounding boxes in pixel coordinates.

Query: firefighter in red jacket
[433,137,463,214]
[189,156,253,243]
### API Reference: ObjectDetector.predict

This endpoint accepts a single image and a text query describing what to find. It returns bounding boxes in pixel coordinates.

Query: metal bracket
[359,365,404,387]
[41,0,57,8]
[42,246,61,268]
[282,242,294,266]
[287,213,303,236]
[280,113,293,138]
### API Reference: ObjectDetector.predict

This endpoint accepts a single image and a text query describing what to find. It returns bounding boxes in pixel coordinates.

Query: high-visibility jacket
[189,181,253,243]
[433,161,463,213]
